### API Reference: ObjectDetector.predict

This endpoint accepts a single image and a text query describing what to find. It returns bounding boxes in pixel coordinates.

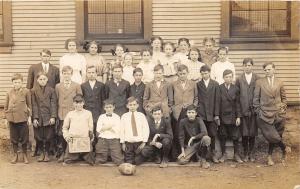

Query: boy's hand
[49,118,55,125]
[236,118,241,127]
[122,143,127,152]
[65,136,72,143]
[188,136,195,147]
[214,116,220,126]
[152,134,160,143]
[33,119,39,128]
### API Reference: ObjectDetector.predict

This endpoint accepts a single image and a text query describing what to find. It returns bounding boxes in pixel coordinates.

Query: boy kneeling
[139,106,173,168]
[62,94,94,165]
[177,105,211,168]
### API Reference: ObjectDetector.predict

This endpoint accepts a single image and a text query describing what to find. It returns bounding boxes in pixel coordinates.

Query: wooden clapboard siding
[152,0,300,104]
[0,0,299,105]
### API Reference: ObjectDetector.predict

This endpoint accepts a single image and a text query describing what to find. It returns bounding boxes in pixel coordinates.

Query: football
[118,163,136,176]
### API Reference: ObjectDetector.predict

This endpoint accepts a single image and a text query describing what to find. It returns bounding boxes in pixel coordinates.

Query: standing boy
[4,74,31,164]
[235,58,259,162]
[197,65,220,163]
[218,69,242,163]
[55,66,82,162]
[177,105,211,168]
[253,62,288,166]
[95,99,123,165]
[139,106,173,168]
[105,64,130,116]
[130,68,146,114]
[143,64,173,118]
[120,97,150,165]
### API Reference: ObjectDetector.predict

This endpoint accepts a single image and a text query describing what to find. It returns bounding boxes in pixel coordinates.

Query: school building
[0,0,299,106]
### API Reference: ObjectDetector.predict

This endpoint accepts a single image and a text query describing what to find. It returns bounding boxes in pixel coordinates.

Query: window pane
[269,1,287,10]
[106,14,124,34]
[231,1,249,11]
[231,11,250,32]
[88,0,105,13]
[88,14,106,34]
[269,10,287,31]
[250,11,268,32]
[124,13,142,33]
[250,1,268,10]
[106,0,123,14]
[124,0,142,13]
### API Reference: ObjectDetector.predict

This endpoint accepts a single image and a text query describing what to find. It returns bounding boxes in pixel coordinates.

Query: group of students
[4,36,288,168]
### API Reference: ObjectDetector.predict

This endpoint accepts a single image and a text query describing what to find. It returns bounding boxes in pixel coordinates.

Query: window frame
[76,0,152,52]
[220,1,299,50]
[0,1,13,54]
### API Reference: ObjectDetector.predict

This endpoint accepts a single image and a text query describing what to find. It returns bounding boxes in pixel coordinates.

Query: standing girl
[83,41,108,83]
[107,44,127,81]
[122,53,135,85]
[200,37,218,67]
[184,47,206,82]
[60,39,87,84]
[137,49,155,84]
[158,42,180,83]
[174,38,191,64]
[31,72,57,162]
[150,36,165,65]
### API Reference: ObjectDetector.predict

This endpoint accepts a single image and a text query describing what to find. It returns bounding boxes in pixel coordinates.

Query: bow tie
[106,114,112,117]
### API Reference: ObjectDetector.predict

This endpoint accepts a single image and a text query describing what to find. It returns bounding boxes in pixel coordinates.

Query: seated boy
[95,99,123,165]
[120,97,150,165]
[62,94,95,165]
[177,104,211,169]
[218,69,242,163]
[139,106,173,168]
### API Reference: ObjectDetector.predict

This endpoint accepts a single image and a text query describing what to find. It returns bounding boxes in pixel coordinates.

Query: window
[220,1,299,50]
[0,0,13,53]
[76,0,152,51]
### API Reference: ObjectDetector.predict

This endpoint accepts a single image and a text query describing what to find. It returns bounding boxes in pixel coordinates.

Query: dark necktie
[131,112,138,136]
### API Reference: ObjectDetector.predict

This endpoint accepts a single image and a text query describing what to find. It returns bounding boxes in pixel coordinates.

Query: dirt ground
[0,150,299,189]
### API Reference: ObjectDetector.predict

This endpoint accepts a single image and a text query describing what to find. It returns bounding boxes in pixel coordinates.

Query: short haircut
[152,106,162,114]
[200,65,211,73]
[202,37,216,46]
[83,40,102,53]
[37,71,48,79]
[111,44,128,56]
[62,65,73,74]
[243,58,254,65]
[133,67,143,75]
[103,99,115,106]
[218,46,228,54]
[127,96,138,104]
[263,62,275,69]
[163,42,175,51]
[188,47,201,61]
[178,38,191,47]
[112,64,123,71]
[86,65,96,72]
[153,64,164,72]
[140,48,152,56]
[150,36,164,46]
[40,49,51,56]
[65,38,78,50]
[223,69,233,77]
[177,64,189,72]
[11,73,23,82]
[186,104,197,111]
[73,94,84,102]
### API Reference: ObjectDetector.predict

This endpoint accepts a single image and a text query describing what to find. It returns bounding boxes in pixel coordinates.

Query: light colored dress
[158,55,180,83]
[60,53,87,84]
[174,52,189,64]
[211,60,236,85]
[137,60,155,84]
[84,53,107,82]
[184,60,206,82]
[152,51,165,65]
[122,65,135,84]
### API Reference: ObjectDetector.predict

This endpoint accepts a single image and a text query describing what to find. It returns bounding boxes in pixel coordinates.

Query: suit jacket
[81,81,106,123]
[196,79,220,122]
[55,81,82,120]
[253,77,287,124]
[236,73,259,117]
[143,80,173,117]
[130,82,146,114]
[4,87,32,123]
[171,80,198,120]
[105,79,130,116]
[219,83,241,125]
[147,117,173,142]
[31,86,57,126]
[27,63,60,89]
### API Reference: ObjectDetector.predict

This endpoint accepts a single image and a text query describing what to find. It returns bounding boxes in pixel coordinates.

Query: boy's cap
[73,94,84,102]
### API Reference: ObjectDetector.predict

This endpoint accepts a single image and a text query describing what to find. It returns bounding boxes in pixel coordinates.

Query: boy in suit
[81,65,106,150]
[171,64,198,159]
[235,58,259,162]
[105,64,130,117]
[120,97,150,165]
[130,68,146,114]
[143,64,173,118]
[177,105,211,168]
[4,73,31,164]
[218,69,242,163]
[139,106,173,168]
[95,99,123,165]
[63,94,94,165]
[55,66,82,162]
[253,62,288,166]
[197,65,220,163]
[31,72,57,162]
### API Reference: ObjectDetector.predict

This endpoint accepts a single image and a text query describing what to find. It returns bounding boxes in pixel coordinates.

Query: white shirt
[245,73,252,85]
[152,51,165,65]
[203,78,210,88]
[137,60,155,83]
[174,52,189,64]
[60,53,87,84]
[42,62,49,73]
[184,60,205,81]
[89,80,96,89]
[62,109,93,139]
[96,113,121,139]
[268,75,274,87]
[211,60,236,85]
[122,66,135,85]
[120,111,150,143]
